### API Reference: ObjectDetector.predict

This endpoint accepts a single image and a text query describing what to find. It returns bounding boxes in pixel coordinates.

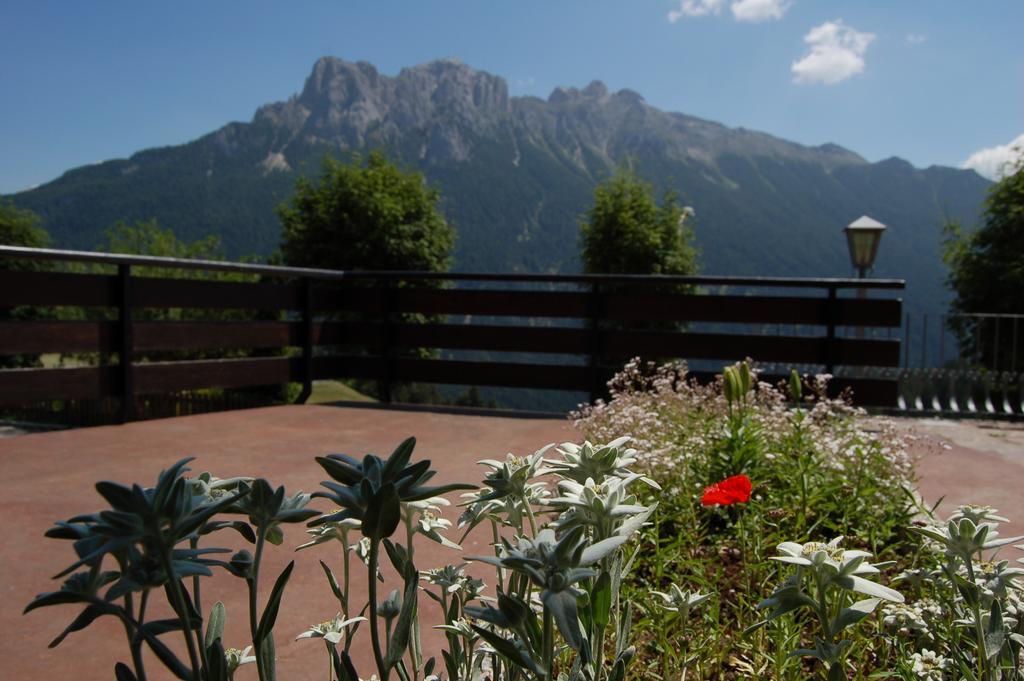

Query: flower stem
[160,550,202,681]
[525,497,540,538]
[965,558,989,681]
[404,514,421,681]
[190,536,209,673]
[490,519,504,592]
[543,606,554,679]
[368,538,389,681]
[126,589,149,681]
[250,528,267,681]
[341,529,353,652]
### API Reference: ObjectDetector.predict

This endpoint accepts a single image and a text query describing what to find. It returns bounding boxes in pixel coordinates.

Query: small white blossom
[224,645,256,673]
[909,648,951,681]
[295,613,366,645]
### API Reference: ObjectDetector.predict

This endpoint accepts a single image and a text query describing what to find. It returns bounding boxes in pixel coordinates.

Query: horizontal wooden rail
[604,293,902,327]
[0,246,906,416]
[0,269,903,329]
[0,319,901,368]
[0,365,119,404]
[0,245,905,289]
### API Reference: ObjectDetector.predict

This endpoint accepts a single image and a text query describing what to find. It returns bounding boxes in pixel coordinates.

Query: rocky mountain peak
[252,57,512,158]
[395,58,510,118]
[582,80,609,99]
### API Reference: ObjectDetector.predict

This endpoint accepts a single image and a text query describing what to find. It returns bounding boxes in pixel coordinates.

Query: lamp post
[844,215,886,340]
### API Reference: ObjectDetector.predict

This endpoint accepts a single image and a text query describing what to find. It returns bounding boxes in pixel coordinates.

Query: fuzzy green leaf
[205,601,226,651]
[256,561,295,645]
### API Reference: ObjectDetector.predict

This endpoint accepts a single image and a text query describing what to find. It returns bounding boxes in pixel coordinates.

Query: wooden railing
[0,246,905,420]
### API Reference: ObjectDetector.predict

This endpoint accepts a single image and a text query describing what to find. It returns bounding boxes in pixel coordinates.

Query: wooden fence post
[380,279,396,403]
[588,281,604,404]
[118,264,135,423]
[296,277,314,403]
[825,285,838,376]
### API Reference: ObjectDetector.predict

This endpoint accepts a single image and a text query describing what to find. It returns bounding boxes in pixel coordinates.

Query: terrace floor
[2,405,1022,680]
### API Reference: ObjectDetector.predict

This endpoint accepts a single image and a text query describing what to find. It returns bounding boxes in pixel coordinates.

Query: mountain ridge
[7,55,991,324]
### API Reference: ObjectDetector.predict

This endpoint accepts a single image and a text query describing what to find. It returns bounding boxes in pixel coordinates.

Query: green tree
[277,151,454,403]
[278,151,454,272]
[0,199,50,259]
[104,218,226,270]
[1,201,51,368]
[943,155,1024,368]
[579,166,698,275]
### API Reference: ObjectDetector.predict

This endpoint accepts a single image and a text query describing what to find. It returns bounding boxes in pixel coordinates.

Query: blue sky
[1,0,1021,194]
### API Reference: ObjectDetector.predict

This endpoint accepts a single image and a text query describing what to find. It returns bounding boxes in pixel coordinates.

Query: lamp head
[843,215,886,272]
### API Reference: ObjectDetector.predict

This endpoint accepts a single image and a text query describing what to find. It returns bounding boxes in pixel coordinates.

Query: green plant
[456,439,660,681]
[25,461,316,681]
[225,478,320,681]
[902,505,1024,680]
[574,358,919,679]
[749,537,904,679]
[31,370,965,681]
[307,436,477,681]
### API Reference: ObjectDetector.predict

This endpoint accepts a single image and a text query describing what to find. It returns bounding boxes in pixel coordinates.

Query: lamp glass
[844,227,883,270]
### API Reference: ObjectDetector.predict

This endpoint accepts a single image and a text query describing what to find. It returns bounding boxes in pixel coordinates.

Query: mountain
[8,57,991,325]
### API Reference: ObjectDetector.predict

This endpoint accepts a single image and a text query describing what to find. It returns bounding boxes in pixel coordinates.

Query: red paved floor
[906,418,1024,540]
[2,407,1021,680]
[1,405,576,681]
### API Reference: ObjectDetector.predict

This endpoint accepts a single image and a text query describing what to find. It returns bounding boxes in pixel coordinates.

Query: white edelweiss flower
[224,645,256,673]
[296,512,362,551]
[296,613,366,644]
[649,583,711,619]
[416,509,460,549]
[548,437,661,490]
[549,475,653,539]
[881,601,929,637]
[949,504,1009,524]
[354,536,375,569]
[477,447,554,498]
[914,517,1024,560]
[960,559,1024,605]
[772,537,903,602]
[422,564,467,593]
[435,616,477,638]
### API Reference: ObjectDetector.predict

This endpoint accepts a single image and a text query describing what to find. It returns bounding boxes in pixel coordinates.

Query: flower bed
[575,359,1024,679]
[25,358,1024,680]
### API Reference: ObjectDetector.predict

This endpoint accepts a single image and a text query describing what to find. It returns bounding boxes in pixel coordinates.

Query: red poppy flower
[701,474,752,506]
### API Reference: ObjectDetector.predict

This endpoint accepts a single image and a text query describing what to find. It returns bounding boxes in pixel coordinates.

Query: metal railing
[893,312,1024,417]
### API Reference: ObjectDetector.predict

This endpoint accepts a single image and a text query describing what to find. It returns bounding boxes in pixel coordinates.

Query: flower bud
[228,549,254,579]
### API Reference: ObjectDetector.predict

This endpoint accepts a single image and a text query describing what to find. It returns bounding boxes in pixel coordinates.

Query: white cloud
[905,33,927,45]
[730,0,791,22]
[668,0,724,22]
[791,20,875,85]
[962,133,1024,180]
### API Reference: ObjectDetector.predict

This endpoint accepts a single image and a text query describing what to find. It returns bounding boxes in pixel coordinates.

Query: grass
[307,380,377,404]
